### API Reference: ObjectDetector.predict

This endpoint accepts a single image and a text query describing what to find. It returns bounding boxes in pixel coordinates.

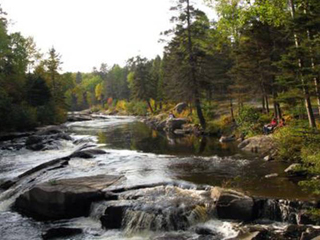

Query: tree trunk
[262,96,266,112]
[186,0,206,129]
[265,95,270,114]
[230,99,235,121]
[272,89,280,119]
[146,100,154,114]
[304,1,320,116]
[289,0,316,128]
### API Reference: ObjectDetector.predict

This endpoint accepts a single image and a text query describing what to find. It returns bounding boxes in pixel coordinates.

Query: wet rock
[165,118,188,133]
[42,228,82,240]
[70,151,95,159]
[100,185,216,232]
[84,148,108,155]
[174,129,191,135]
[265,173,278,178]
[25,135,43,146]
[194,226,216,236]
[263,155,273,161]
[300,227,320,240]
[67,111,93,122]
[157,120,167,131]
[211,187,254,221]
[238,135,274,156]
[70,148,107,159]
[15,174,124,220]
[219,135,236,143]
[25,126,72,151]
[100,204,128,229]
[0,132,33,142]
[298,210,319,225]
[285,163,307,177]
[36,125,65,135]
[153,233,195,240]
[175,102,188,113]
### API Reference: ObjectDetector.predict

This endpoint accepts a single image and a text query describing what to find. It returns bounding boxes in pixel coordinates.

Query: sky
[1,0,214,73]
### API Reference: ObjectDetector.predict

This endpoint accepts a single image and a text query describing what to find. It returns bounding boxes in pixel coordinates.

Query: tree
[127,56,155,113]
[163,0,210,129]
[44,47,63,101]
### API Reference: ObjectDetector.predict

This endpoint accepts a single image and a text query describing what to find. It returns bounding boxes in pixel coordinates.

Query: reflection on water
[96,121,239,157]
[68,117,314,200]
[0,116,316,240]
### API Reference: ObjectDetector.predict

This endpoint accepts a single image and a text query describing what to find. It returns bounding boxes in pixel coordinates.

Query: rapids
[0,116,314,239]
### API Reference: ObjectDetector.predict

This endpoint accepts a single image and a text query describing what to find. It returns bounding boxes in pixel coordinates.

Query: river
[0,116,313,239]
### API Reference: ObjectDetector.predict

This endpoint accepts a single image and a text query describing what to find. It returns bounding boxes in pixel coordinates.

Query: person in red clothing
[263,118,278,134]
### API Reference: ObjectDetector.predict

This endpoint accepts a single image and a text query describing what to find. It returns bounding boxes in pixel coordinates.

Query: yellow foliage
[115,100,127,111]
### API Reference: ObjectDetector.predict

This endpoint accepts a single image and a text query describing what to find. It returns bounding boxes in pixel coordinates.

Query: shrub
[9,103,38,130]
[235,106,264,137]
[126,101,148,116]
[273,125,304,162]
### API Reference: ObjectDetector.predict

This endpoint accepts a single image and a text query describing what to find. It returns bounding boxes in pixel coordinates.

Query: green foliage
[235,106,262,136]
[274,125,304,162]
[126,101,148,116]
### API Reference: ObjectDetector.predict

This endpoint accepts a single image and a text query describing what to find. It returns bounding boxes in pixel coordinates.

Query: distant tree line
[2,0,320,131]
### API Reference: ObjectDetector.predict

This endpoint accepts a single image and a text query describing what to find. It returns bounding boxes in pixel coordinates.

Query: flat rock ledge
[15,174,124,220]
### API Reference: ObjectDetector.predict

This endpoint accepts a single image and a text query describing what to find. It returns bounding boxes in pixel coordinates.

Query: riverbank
[1,113,320,239]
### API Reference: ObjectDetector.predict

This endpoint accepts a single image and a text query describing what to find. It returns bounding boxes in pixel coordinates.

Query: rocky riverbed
[0,113,319,239]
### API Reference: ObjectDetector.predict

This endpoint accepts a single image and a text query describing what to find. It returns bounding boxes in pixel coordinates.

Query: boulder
[238,135,274,156]
[15,174,124,220]
[36,125,65,135]
[157,120,167,131]
[174,102,188,114]
[165,118,188,133]
[219,135,236,143]
[25,126,72,151]
[211,187,254,221]
[284,163,307,177]
[265,173,278,178]
[100,203,130,229]
[42,228,82,240]
[67,114,92,122]
[263,155,273,162]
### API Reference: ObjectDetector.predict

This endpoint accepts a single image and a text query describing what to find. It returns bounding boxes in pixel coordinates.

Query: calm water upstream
[0,116,314,239]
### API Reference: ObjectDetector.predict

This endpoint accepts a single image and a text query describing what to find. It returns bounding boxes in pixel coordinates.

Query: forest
[2,0,320,193]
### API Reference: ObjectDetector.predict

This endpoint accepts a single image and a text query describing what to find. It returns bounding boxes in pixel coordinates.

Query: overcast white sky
[2,0,214,72]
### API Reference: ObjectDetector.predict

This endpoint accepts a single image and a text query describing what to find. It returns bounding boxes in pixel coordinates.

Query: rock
[165,118,188,133]
[298,211,319,225]
[100,204,128,229]
[0,132,33,142]
[265,173,278,178]
[25,127,72,151]
[174,102,188,113]
[173,129,191,135]
[193,226,217,236]
[238,135,274,156]
[263,155,273,161]
[70,148,107,158]
[157,120,167,131]
[70,151,95,159]
[42,228,82,240]
[26,135,43,146]
[219,135,236,143]
[15,174,124,220]
[211,187,254,221]
[36,125,65,135]
[67,115,92,122]
[84,148,107,155]
[284,163,306,177]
